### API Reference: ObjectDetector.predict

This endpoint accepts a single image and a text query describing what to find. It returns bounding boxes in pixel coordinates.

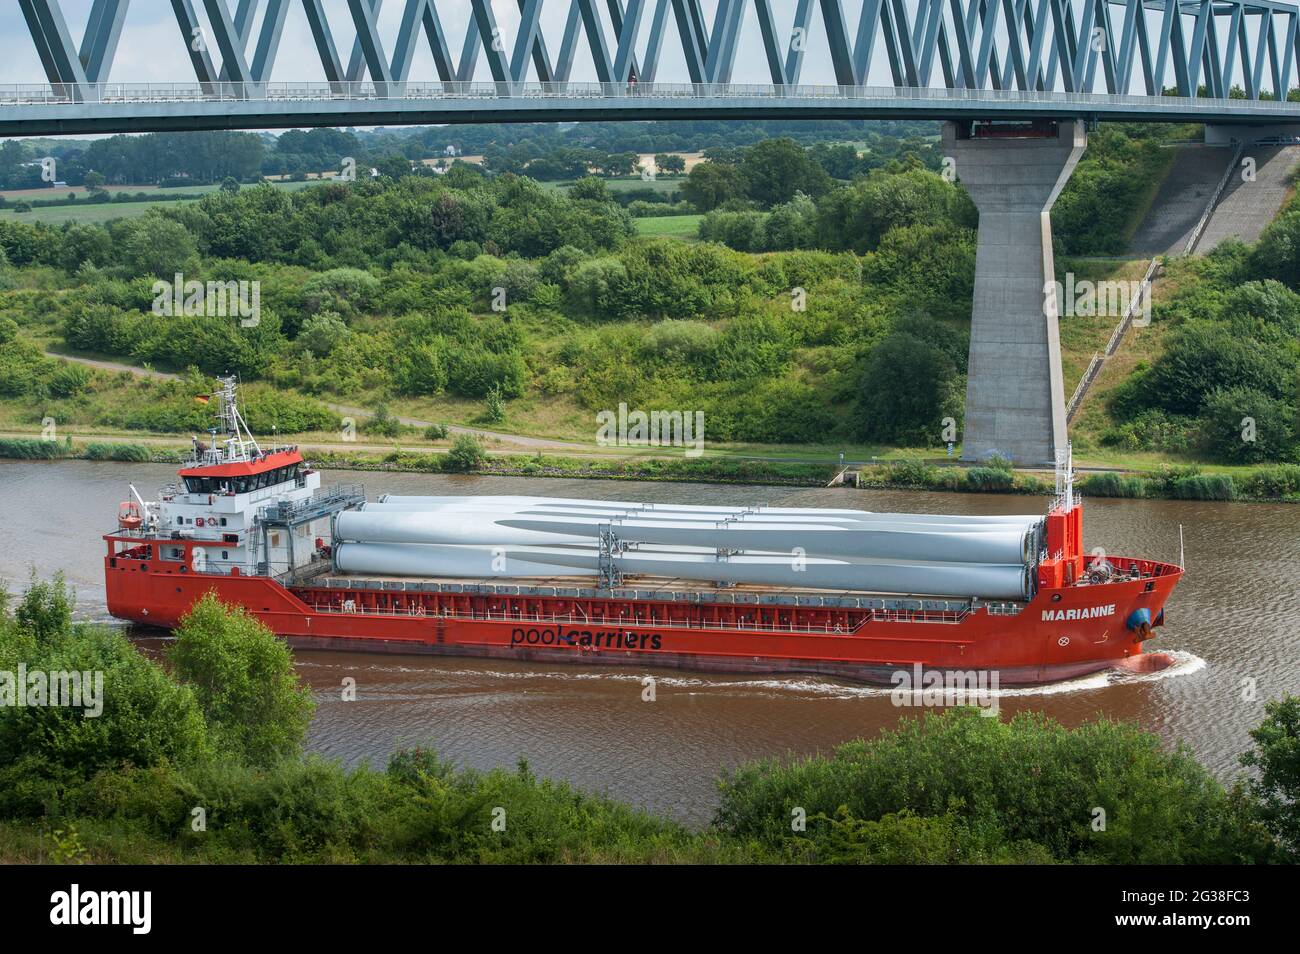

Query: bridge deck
[5,82,1300,137]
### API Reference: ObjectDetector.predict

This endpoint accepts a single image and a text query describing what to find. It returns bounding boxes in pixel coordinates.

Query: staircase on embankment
[1071,141,1299,423]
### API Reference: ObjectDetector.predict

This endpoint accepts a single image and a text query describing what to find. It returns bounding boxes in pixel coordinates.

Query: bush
[1169,472,1236,501]
[0,582,209,814]
[885,458,936,487]
[1239,464,1300,498]
[1136,322,1291,416]
[1078,472,1146,498]
[363,404,406,438]
[1199,387,1296,464]
[170,594,315,768]
[445,434,486,472]
[714,708,1259,864]
[0,438,65,460]
[85,442,151,462]
[1099,409,1194,454]
[964,467,1014,492]
[423,423,449,441]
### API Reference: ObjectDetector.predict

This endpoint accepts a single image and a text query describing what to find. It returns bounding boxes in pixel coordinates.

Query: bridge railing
[5,81,1300,117]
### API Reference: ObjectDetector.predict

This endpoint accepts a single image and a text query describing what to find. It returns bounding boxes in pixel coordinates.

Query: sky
[0,0,860,87]
[0,2,1280,100]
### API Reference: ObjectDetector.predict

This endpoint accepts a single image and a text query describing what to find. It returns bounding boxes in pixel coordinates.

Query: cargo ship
[103,378,1181,685]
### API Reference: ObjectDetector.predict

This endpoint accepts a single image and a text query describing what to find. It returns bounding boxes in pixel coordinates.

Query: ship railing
[257,484,366,527]
[984,602,1025,616]
[300,602,971,633]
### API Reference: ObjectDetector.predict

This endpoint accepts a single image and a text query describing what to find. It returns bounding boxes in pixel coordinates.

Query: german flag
[195,394,210,405]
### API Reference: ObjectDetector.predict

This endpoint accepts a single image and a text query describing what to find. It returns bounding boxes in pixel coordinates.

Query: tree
[655,153,687,176]
[808,142,863,179]
[739,138,831,206]
[13,572,72,644]
[698,210,767,251]
[298,309,350,356]
[600,152,640,177]
[396,342,448,396]
[220,176,241,194]
[1139,322,1292,415]
[58,223,113,271]
[763,193,818,250]
[376,154,414,180]
[865,222,977,316]
[815,168,966,254]
[1242,695,1300,862]
[1251,208,1300,289]
[682,161,748,211]
[121,215,197,278]
[1200,387,1296,463]
[171,593,315,768]
[83,170,107,193]
[569,176,612,202]
[857,333,963,446]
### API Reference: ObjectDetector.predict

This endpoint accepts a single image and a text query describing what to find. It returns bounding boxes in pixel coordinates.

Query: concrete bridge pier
[944,120,1086,466]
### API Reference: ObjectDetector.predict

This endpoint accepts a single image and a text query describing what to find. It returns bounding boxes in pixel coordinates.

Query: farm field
[633,213,702,238]
[0,179,320,224]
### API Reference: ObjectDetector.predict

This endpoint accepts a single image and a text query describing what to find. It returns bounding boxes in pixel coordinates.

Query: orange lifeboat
[117,500,143,530]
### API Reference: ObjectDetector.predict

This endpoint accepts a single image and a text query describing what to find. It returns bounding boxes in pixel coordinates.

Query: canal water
[2,459,1296,824]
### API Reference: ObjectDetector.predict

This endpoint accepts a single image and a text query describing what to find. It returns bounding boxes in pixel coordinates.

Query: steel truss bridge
[8,0,1300,135]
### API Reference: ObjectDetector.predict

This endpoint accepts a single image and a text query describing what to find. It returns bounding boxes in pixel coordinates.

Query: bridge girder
[10,0,1300,125]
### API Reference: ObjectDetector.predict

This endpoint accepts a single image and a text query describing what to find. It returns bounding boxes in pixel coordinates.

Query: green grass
[633,214,703,238]
[0,180,319,225]
[541,176,684,194]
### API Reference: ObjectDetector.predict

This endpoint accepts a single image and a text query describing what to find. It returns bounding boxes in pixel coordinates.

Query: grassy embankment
[4,430,1298,502]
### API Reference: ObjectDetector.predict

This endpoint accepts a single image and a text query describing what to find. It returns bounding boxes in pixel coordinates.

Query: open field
[541,175,684,194]
[0,179,319,225]
[633,214,702,238]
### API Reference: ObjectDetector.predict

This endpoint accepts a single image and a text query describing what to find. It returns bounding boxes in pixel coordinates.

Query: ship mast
[1055,442,1075,510]
[192,376,262,467]
[215,375,261,459]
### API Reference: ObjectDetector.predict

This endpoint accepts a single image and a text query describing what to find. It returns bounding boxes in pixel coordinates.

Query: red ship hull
[103,539,1181,686]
